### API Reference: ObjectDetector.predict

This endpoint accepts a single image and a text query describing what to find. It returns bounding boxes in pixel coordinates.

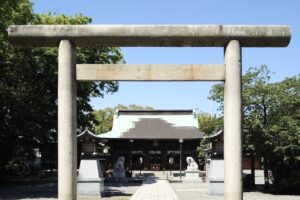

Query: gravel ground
[0,178,300,200]
[0,181,139,200]
[101,181,141,200]
[170,182,300,200]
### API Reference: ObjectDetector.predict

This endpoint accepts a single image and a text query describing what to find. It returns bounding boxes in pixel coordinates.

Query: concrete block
[77,159,104,195]
[77,179,104,195]
[209,159,224,195]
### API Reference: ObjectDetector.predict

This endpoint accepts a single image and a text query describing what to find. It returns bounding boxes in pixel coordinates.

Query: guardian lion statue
[113,156,125,170]
[186,157,198,171]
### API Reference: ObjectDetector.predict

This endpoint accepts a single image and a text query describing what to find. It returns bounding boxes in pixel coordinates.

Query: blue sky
[33,0,300,115]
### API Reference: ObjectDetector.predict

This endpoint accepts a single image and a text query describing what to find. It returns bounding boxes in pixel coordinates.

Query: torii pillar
[8,24,291,200]
[224,40,242,199]
[58,40,77,199]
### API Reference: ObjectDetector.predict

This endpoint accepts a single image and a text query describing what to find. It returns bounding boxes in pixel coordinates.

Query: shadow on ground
[0,180,143,200]
[101,189,132,198]
[0,181,57,200]
[103,181,143,198]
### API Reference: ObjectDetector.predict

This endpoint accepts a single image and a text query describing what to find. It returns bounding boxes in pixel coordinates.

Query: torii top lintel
[7,24,291,47]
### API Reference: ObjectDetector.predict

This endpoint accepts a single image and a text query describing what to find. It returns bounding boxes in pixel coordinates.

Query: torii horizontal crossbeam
[7,25,291,47]
[76,64,225,81]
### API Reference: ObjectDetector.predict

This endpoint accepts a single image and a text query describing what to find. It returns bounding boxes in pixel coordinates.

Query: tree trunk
[251,155,256,188]
[0,162,6,184]
[263,157,269,189]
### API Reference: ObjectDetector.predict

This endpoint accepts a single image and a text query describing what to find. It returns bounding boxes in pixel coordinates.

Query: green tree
[93,104,153,134]
[266,76,300,193]
[197,112,223,168]
[0,0,124,181]
[93,107,115,134]
[198,112,223,135]
[209,65,300,193]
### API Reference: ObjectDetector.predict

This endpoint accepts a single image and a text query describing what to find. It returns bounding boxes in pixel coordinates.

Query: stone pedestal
[185,170,200,180]
[209,159,224,195]
[113,169,126,178]
[77,159,104,195]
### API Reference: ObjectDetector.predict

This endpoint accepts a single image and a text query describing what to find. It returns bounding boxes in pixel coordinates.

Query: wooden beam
[76,64,225,81]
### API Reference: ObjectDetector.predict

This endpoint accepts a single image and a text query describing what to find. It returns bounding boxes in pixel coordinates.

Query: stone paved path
[171,182,300,200]
[130,177,178,200]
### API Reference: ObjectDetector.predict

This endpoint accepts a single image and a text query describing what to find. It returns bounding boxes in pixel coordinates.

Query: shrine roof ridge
[117,109,194,115]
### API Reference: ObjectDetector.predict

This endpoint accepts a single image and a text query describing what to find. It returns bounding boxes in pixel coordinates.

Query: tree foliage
[198,112,223,135]
[197,112,223,168]
[0,0,124,180]
[93,104,153,134]
[209,65,300,193]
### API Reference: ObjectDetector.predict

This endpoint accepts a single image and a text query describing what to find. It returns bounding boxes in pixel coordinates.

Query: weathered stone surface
[224,40,242,200]
[113,156,125,170]
[185,170,202,182]
[77,159,104,195]
[186,157,199,171]
[76,64,225,81]
[8,25,291,47]
[58,40,77,200]
[209,159,224,195]
[113,169,126,178]
[78,159,103,179]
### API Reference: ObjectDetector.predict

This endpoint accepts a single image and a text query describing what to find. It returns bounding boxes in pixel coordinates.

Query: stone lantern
[77,130,105,196]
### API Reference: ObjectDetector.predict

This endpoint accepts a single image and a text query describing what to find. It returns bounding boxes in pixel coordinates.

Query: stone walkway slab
[130,177,178,200]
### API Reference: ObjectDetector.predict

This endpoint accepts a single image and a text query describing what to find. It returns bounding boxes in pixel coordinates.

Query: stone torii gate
[8,25,291,200]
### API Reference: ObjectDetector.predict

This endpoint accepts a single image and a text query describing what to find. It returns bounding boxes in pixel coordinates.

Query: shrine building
[78,109,203,171]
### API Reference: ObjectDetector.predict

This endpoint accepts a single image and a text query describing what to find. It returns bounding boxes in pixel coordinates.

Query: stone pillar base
[113,169,126,178]
[185,170,200,179]
[77,178,104,195]
[209,159,224,195]
[77,159,104,195]
[184,170,203,182]
[209,180,224,195]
